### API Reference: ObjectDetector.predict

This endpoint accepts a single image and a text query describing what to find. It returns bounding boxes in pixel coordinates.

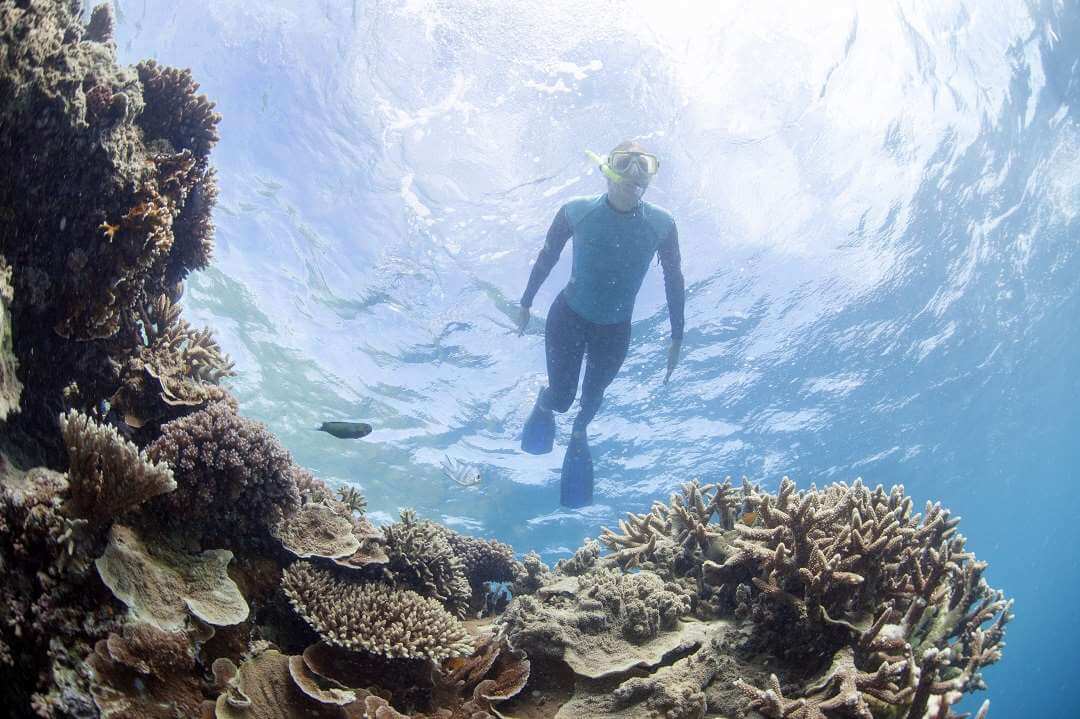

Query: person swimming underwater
[516,140,685,507]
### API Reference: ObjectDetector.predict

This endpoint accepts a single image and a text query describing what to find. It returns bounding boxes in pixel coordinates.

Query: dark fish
[316,421,372,439]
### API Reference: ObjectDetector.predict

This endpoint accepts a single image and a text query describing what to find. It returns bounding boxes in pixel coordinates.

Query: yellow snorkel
[585,149,626,183]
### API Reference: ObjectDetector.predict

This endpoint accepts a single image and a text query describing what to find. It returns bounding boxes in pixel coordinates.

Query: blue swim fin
[560,432,593,507]
[521,394,556,455]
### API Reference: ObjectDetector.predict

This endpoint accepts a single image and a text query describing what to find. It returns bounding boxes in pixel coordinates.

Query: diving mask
[585,149,660,184]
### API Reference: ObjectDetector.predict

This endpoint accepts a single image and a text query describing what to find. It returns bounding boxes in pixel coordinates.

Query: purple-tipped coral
[144,401,301,547]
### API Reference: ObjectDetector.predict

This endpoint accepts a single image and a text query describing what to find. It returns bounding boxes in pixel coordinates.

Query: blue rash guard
[521,194,685,341]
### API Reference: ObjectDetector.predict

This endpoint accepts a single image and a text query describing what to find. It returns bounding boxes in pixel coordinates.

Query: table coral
[273,500,361,561]
[94,523,249,632]
[281,561,473,663]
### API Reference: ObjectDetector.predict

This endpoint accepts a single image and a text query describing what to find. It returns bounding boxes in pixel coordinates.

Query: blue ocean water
[112,1,1077,716]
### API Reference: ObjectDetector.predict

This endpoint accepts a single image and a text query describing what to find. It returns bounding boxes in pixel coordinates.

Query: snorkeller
[516,140,685,507]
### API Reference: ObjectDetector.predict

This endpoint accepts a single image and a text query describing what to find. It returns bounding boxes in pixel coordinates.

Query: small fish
[315,421,373,439]
[740,511,759,527]
[440,455,481,487]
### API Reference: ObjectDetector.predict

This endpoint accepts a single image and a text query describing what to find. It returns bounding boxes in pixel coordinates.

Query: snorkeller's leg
[560,319,631,507]
[522,292,586,454]
[574,318,632,432]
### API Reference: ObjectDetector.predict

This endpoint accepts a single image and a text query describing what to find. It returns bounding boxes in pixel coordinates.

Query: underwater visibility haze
[0,0,1077,717]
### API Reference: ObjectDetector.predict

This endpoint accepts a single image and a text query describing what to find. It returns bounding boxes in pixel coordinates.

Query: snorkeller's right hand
[516,303,531,335]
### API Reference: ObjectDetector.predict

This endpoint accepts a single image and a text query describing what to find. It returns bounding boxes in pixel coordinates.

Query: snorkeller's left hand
[664,338,682,384]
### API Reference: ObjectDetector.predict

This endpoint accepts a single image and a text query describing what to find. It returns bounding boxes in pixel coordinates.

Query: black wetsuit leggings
[539,291,631,430]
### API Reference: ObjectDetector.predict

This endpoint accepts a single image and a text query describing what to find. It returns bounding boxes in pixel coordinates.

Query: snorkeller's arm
[657,224,685,343]
[520,205,573,309]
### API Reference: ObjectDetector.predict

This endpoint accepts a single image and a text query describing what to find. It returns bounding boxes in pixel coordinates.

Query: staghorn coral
[59,409,175,524]
[94,523,249,632]
[384,509,473,619]
[597,478,754,619]
[135,59,221,163]
[281,561,473,664]
[111,293,235,433]
[0,254,20,420]
[143,401,301,547]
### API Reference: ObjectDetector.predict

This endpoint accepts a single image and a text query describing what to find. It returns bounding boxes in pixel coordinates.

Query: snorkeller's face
[587,144,659,207]
[607,168,650,205]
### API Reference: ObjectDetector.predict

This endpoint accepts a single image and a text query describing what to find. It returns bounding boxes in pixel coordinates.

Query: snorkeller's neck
[605,187,644,213]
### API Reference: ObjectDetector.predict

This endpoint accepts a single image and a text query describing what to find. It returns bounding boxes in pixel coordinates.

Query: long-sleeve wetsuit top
[520,194,685,341]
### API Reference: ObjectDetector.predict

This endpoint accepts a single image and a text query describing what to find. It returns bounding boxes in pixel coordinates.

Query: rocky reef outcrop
[0,2,1011,718]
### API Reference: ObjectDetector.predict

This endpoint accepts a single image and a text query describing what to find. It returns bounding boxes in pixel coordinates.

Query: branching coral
[143,401,301,547]
[134,59,221,162]
[384,509,473,619]
[59,409,175,524]
[111,293,235,433]
[281,561,473,663]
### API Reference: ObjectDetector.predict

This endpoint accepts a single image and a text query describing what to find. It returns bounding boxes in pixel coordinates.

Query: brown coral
[0,466,120,716]
[281,561,472,663]
[87,621,205,719]
[0,0,225,465]
[214,649,344,719]
[500,567,694,680]
[111,293,235,434]
[59,409,175,524]
[0,254,19,421]
[135,59,221,162]
[94,523,249,631]
[273,500,361,561]
[384,509,473,619]
[143,401,301,547]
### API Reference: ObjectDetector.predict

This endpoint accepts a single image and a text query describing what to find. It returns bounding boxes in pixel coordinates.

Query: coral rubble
[0,2,1012,718]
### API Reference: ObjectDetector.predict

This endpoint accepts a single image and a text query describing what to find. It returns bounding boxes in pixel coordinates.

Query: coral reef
[496,479,1011,718]
[0,2,1013,718]
[384,509,474,619]
[0,253,20,420]
[501,567,695,679]
[94,523,249,631]
[281,561,473,663]
[0,466,120,716]
[273,500,361,561]
[87,621,205,718]
[59,409,175,524]
[0,0,222,459]
[110,293,235,436]
[143,400,301,547]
